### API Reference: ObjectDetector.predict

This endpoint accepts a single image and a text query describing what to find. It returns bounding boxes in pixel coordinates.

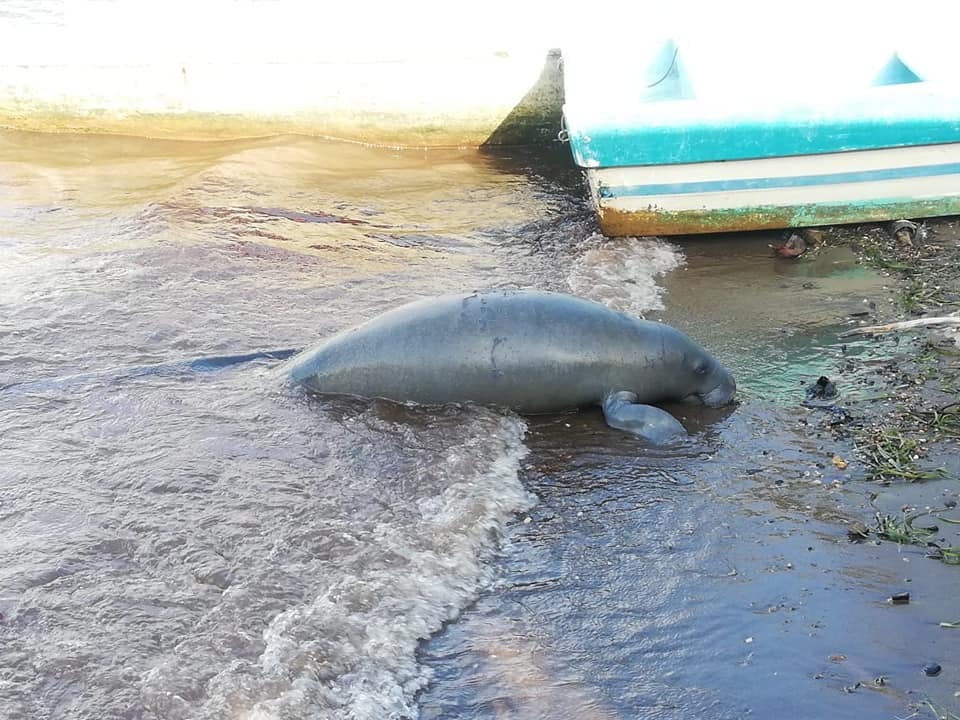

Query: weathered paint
[596,197,960,237]
[588,146,960,235]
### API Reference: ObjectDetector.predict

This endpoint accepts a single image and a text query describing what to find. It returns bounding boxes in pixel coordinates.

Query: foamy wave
[231,413,534,720]
[566,234,684,315]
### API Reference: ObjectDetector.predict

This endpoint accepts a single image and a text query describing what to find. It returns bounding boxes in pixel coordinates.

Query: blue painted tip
[874,52,923,86]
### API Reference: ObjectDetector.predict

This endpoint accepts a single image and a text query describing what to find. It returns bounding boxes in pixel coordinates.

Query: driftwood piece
[840,314,960,337]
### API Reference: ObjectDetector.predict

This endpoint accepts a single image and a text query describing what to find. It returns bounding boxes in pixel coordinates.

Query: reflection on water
[1,130,957,720]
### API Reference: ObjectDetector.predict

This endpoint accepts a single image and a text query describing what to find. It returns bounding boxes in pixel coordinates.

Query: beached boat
[562,32,960,236]
[0,1,565,146]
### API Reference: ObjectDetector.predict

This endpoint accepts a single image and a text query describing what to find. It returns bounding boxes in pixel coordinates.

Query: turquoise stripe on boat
[563,84,960,167]
[598,161,960,199]
[571,118,960,167]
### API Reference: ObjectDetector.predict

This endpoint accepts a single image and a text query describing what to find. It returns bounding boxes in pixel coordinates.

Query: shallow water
[1,131,958,720]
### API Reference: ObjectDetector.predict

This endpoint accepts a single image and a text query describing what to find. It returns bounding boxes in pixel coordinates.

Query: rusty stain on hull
[597,199,960,237]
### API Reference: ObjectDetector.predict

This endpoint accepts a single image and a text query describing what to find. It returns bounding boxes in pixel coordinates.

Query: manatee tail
[179,348,299,372]
[1,348,301,394]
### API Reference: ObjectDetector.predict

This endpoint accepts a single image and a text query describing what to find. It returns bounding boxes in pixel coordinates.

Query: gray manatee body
[281,290,736,443]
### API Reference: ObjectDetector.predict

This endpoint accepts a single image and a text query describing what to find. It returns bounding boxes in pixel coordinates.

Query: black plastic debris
[806,376,838,401]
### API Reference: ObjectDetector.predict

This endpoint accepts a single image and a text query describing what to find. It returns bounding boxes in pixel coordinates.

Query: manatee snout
[699,365,737,407]
[680,364,737,407]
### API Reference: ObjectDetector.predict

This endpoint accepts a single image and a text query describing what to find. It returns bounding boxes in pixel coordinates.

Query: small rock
[923,663,942,677]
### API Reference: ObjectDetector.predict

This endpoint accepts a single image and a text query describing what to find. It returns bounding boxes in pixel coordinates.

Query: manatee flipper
[601,391,686,444]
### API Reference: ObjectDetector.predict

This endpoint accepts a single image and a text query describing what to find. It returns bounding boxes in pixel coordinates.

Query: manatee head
[657,325,737,407]
[686,354,737,407]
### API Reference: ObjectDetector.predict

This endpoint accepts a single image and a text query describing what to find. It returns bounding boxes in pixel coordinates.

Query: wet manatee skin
[282,290,736,414]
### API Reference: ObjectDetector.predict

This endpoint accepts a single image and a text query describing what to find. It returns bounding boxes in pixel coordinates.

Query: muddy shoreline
[806,218,960,558]
[756,218,960,717]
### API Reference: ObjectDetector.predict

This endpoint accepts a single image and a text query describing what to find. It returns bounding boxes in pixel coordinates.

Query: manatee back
[282,290,657,411]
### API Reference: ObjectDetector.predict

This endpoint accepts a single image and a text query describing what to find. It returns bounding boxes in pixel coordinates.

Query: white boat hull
[587,144,960,235]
